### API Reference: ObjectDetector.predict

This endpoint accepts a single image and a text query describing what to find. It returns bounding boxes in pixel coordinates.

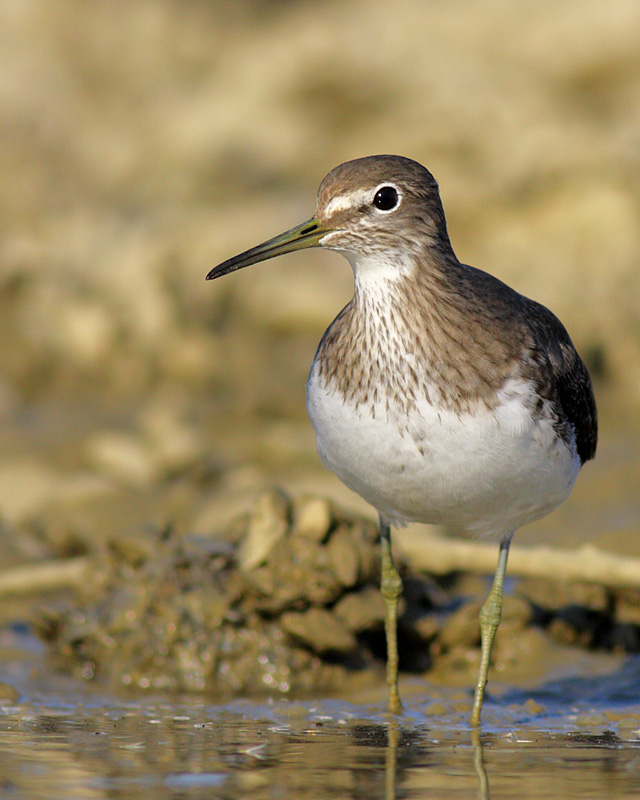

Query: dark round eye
[373,186,399,211]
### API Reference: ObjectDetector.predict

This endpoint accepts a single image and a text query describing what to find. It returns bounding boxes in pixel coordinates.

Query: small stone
[54,298,116,365]
[288,533,321,567]
[86,432,156,487]
[242,564,276,597]
[333,586,385,632]
[523,698,545,716]
[239,489,290,572]
[436,600,481,651]
[327,525,360,587]
[611,588,640,626]
[410,613,440,642]
[548,608,601,648]
[351,520,380,581]
[0,681,19,704]
[501,594,533,628]
[292,496,333,542]
[280,608,357,655]
[109,529,159,566]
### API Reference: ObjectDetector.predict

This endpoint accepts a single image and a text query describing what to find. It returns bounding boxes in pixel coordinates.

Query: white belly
[306,365,580,538]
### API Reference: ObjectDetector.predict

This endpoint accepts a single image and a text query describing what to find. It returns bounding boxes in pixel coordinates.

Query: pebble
[239,489,290,571]
[292,496,332,543]
[327,525,360,588]
[333,586,385,633]
[280,608,357,655]
[86,432,157,487]
[435,600,482,652]
[0,681,19,704]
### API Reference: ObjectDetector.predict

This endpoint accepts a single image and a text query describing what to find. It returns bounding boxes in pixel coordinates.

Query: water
[2,630,640,799]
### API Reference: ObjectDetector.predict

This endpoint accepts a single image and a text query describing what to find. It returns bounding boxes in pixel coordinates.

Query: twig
[0,556,90,599]
[3,536,638,600]
[397,531,640,590]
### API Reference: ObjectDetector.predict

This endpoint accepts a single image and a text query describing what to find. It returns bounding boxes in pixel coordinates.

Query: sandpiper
[207,155,597,725]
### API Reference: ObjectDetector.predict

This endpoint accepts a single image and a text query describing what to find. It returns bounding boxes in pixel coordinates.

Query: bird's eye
[373,186,399,211]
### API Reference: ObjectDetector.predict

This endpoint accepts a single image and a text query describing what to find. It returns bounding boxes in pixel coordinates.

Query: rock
[259,534,342,611]
[410,613,440,643]
[192,465,271,536]
[613,589,640,626]
[280,608,357,655]
[292,496,333,542]
[327,525,360,588]
[333,586,385,632]
[351,519,380,580]
[109,528,163,567]
[0,681,19,704]
[53,299,117,366]
[85,432,157,487]
[239,489,290,571]
[501,594,533,628]
[243,564,276,597]
[435,600,482,653]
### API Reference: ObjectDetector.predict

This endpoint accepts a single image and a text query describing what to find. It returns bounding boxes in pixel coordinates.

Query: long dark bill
[206,217,329,280]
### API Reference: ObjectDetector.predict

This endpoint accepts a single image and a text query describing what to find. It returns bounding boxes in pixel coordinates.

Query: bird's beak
[206,217,330,280]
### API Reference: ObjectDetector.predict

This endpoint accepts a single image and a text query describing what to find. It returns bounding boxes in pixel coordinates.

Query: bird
[206,155,597,725]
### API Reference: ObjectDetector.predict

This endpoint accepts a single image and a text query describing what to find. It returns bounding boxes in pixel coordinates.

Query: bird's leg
[379,516,403,714]
[470,532,513,727]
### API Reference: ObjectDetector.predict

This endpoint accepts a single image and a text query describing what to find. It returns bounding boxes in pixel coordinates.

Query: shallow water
[2,629,640,799]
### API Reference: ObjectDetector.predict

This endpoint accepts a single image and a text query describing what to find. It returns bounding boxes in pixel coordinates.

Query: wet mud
[30,489,640,705]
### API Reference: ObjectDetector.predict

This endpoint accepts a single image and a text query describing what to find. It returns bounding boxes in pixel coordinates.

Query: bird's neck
[351,245,461,307]
[315,249,520,414]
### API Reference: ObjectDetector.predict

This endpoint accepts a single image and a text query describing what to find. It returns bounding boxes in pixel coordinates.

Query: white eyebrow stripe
[323,188,371,216]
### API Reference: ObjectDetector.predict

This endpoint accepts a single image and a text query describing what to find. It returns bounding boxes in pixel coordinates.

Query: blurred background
[0,0,638,575]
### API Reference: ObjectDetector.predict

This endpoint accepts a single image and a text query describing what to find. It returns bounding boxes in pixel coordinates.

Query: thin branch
[0,557,90,599]
[397,531,640,590]
[2,535,638,602]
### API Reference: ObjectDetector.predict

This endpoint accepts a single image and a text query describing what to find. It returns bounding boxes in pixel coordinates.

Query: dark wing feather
[524,300,598,465]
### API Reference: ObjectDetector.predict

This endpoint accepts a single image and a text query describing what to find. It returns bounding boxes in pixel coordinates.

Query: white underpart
[306,257,581,539]
[307,371,579,538]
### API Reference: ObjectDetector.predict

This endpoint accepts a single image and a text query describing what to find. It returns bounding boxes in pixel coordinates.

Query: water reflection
[3,701,640,799]
[3,636,640,800]
[472,728,490,800]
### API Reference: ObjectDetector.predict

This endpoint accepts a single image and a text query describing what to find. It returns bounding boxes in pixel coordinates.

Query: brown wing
[524,300,598,465]
[456,264,598,465]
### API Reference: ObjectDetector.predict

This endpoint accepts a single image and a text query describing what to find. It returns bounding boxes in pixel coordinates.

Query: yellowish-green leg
[470,533,513,726]
[380,517,403,714]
